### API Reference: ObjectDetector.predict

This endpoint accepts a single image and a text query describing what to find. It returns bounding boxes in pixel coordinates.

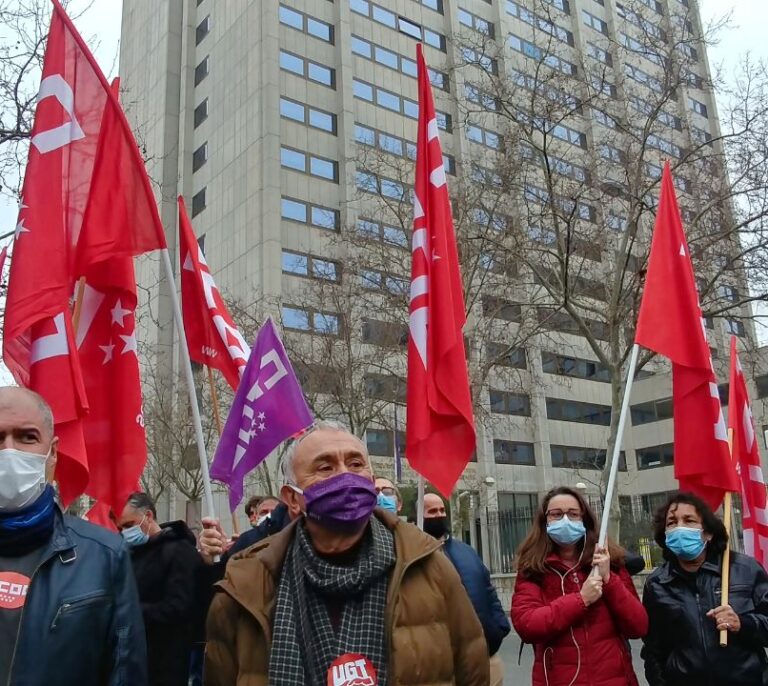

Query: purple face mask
[294,472,377,532]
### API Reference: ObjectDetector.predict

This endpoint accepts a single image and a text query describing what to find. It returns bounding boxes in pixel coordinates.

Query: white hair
[281,420,369,486]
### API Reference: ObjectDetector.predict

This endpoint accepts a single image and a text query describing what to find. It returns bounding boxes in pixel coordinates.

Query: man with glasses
[374,477,402,514]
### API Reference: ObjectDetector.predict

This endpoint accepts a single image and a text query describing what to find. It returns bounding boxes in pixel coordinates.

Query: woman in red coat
[511,486,648,686]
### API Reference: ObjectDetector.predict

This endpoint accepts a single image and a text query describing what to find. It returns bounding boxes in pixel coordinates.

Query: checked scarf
[269,517,396,686]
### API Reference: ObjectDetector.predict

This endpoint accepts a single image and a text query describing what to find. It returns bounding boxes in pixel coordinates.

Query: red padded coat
[511,553,648,686]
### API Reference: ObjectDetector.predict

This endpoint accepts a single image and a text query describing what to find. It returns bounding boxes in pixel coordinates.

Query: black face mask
[423,516,449,539]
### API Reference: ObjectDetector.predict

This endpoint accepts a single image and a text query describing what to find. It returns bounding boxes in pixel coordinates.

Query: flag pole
[417,475,425,530]
[71,276,87,330]
[159,247,216,520]
[597,343,640,548]
[206,366,240,536]
[720,427,735,647]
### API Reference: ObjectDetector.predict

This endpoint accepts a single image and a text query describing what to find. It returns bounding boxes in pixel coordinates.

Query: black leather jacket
[7,508,146,686]
[642,551,768,686]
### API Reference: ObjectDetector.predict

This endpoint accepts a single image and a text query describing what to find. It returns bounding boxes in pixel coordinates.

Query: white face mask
[0,447,51,512]
[256,513,270,526]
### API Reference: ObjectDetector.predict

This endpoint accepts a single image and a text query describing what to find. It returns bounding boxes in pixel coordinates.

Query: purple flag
[210,318,313,511]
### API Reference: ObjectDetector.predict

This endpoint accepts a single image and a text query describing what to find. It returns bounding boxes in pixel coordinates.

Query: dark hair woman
[642,491,768,686]
[511,486,648,686]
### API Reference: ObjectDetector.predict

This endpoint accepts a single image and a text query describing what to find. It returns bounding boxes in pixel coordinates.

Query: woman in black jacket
[642,491,768,686]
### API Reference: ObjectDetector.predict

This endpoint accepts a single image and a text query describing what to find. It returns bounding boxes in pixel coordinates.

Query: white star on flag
[258,422,266,431]
[99,341,115,364]
[111,299,131,327]
[120,332,137,355]
[257,412,266,420]
[14,218,29,240]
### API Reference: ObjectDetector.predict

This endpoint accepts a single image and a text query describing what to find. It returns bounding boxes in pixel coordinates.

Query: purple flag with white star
[211,318,313,511]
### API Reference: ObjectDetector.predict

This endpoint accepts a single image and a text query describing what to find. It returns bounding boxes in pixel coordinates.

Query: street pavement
[497,633,647,685]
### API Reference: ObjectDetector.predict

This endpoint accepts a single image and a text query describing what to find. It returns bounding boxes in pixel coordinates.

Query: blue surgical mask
[547,515,586,545]
[376,492,398,514]
[665,526,706,561]
[121,515,149,548]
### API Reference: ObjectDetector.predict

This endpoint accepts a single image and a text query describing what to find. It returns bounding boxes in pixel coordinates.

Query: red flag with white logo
[76,243,147,522]
[728,337,768,569]
[406,44,476,497]
[178,196,250,390]
[635,163,738,509]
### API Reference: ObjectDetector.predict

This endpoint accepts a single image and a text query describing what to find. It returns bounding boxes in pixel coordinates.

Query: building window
[282,305,341,335]
[582,10,608,35]
[487,343,527,369]
[191,188,206,217]
[494,440,535,466]
[360,268,409,296]
[506,1,574,45]
[631,397,673,425]
[636,444,674,470]
[352,78,451,130]
[366,429,406,456]
[279,5,334,43]
[361,319,409,347]
[482,296,522,322]
[280,97,337,133]
[356,169,409,202]
[193,99,208,128]
[725,318,745,336]
[351,35,449,89]
[489,390,531,416]
[356,218,408,248]
[414,0,443,13]
[688,97,708,118]
[279,50,335,87]
[546,398,611,425]
[280,146,338,181]
[194,56,209,86]
[541,352,611,382]
[458,8,494,37]
[586,41,612,66]
[551,445,627,471]
[195,15,211,45]
[281,250,340,282]
[192,142,208,172]
[350,0,447,51]
[281,197,339,231]
[363,373,406,402]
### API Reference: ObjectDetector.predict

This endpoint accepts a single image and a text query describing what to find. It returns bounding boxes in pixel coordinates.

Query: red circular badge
[327,653,377,686]
[0,572,31,610]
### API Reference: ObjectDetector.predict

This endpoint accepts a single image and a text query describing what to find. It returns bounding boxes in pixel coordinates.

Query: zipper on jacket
[50,595,108,630]
[6,555,54,686]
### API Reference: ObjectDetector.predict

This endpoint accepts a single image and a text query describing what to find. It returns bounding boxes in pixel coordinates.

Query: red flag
[0,247,7,276]
[406,45,476,497]
[178,196,250,390]
[635,163,738,509]
[76,249,146,523]
[728,337,768,568]
[3,5,98,502]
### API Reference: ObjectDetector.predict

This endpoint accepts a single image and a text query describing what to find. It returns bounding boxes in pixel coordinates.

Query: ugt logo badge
[327,653,377,686]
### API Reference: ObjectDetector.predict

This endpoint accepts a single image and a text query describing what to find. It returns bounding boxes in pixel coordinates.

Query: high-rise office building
[120,0,759,566]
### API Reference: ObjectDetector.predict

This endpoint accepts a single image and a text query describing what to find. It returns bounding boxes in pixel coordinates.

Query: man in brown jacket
[205,421,489,686]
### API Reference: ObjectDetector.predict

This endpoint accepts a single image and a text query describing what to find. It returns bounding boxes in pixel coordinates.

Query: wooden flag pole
[206,366,240,536]
[416,476,425,530]
[71,276,87,330]
[720,428,735,647]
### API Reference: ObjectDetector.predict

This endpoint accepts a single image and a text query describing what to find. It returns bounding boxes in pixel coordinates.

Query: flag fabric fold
[406,44,476,497]
[178,196,250,390]
[728,337,768,569]
[635,163,738,510]
[210,319,313,511]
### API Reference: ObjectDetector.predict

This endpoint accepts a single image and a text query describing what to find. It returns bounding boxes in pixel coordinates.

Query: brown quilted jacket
[204,510,490,686]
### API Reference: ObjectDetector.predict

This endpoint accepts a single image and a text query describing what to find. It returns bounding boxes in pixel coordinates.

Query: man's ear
[280,484,304,519]
[45,436,59,483]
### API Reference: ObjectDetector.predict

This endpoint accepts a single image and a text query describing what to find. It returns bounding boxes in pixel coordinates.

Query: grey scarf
[269,517,395,686]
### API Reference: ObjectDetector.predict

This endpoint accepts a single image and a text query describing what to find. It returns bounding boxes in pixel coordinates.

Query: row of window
[280,146,338,182]
[279,49,335,88]
[280,97,336,134]
[353,78,452,131]
[508,34,577,76]
[279,4,334,43]
[506,1,574,46]
[349,0,446,51]
[351,34,448,90]
[354,123,456,173]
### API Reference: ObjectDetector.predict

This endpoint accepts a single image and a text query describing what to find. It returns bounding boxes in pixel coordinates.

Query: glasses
[546,509,582,521]
[376,486,396,496]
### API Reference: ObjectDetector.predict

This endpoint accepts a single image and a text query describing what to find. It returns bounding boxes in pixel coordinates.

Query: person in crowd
[642,491,768,686]
[374,476,402,514]
[0,386,146,685]
[511,486,648,686]
[205,421,489,685]
[116,492,202,686]
[422,492,511,686]
[244,495,281,528]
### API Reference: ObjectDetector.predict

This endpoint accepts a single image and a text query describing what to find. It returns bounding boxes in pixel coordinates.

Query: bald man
[423,492,511,686]
[0,387,146,686]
